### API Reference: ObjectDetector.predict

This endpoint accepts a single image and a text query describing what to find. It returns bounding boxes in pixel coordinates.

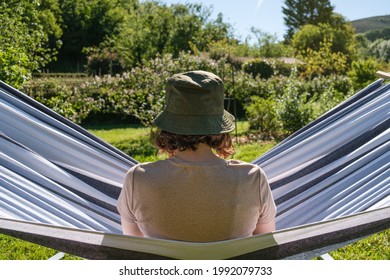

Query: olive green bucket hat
[153,70,235,135]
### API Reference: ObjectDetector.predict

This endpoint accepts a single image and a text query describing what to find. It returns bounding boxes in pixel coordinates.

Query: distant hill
[351,15,390,33]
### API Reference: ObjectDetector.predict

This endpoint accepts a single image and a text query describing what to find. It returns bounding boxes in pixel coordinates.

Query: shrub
[304,75,354,100]
[242,59,274,79]
[229,73,291,107]
[245,96,279,139]
[241,72,323,137]
[22,79,95,124]
[22,52,356,137]
[348,59,379,89]
[311,82,346,118]
[271,60,295,77]
[277,78,313,135]
[23,52,228,126]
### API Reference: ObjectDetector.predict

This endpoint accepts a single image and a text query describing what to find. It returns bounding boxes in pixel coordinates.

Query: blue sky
[159,0,390,41]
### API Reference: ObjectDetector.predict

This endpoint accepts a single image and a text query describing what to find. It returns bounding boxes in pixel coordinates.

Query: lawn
[0,122,388,260]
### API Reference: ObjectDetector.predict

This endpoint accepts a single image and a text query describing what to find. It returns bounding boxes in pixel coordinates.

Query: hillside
[351,15,390,33]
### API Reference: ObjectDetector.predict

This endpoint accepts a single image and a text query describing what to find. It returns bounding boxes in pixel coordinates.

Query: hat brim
[153,110,235,135]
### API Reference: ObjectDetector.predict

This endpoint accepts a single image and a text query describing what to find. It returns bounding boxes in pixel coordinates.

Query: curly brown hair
[154,130,235,159]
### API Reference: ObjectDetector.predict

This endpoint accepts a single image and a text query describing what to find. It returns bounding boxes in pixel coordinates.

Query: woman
[116,70,276,242]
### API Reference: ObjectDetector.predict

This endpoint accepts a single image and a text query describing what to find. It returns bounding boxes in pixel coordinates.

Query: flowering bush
[23,53,355,137]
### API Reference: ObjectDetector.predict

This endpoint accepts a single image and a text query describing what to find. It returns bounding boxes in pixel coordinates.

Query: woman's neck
[173,143,219,163]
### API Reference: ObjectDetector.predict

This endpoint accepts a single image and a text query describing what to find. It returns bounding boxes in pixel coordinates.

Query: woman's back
[117,157,275,242]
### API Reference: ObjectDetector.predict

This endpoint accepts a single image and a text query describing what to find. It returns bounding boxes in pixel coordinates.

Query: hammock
[0,79,389,259]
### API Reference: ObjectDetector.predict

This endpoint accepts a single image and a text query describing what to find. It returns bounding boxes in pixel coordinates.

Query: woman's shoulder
[127,159,174,173]
[226,159,267,175]
[226,159,257,167]
[127,158,264,173]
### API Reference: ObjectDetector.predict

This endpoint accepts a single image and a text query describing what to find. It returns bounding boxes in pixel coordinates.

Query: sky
[160,0,390,42]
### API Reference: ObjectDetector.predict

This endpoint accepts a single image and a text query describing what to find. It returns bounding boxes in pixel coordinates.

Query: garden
[0,0,389,259]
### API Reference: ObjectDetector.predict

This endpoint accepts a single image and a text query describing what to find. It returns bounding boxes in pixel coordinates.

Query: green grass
[330,230,389,260]
[232,142,275,162]
[1,122,388,259]
[86,123,161,163]
[0,236,78,260]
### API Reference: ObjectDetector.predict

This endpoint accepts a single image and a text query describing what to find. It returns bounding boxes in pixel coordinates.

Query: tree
[0,0,62,86]
[291,19,357,68]
[251,28,276,56]
[108,1,175,67]
[199,12,232,51]
[291,20,356,78]
[99,1,232,68]
[167,4,203,56]
[52,0,135,71]
[368,39,390,62]
[282,0,334,41]
[38,0,63,53]
[298,39,348,78]
[365,28,390,42]
[292,21,356,55]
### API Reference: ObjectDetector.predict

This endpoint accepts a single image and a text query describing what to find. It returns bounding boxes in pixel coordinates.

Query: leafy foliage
[364,28,390,42]
[291,19,359,78]
[84,45,125,75]
[297,39,349,78]
[249,28,293,58]
[368,39,390,62]
[246,96,279,139]
[53,0,131,70]
[282,0,335,41]
[51,0,233,72]
[292,22,357,63]
[348,59,379,89]
[23,79,95,123]
[238,72,353,138]
[276,75,313,134]
[23,49,358,140]
[23,53,226,126]
[0,0,62,87]
[242,59,274,79]
[3,0,381,140]
[0,47,31,88]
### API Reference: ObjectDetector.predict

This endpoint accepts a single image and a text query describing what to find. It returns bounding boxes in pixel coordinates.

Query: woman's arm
[252,219,275,235]
[121,217,144,237]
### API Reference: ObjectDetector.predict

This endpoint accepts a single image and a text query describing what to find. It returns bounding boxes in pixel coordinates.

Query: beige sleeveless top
[117,157,276,242]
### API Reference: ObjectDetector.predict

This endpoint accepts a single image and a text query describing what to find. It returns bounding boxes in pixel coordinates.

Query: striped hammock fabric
[0,79,389,259]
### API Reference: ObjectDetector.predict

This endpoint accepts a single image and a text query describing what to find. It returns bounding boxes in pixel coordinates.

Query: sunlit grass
[0,235,80,260]
[87,123,161,163]
[86,123,150,143]
[330,229,389,260]
[232,141,275,162]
